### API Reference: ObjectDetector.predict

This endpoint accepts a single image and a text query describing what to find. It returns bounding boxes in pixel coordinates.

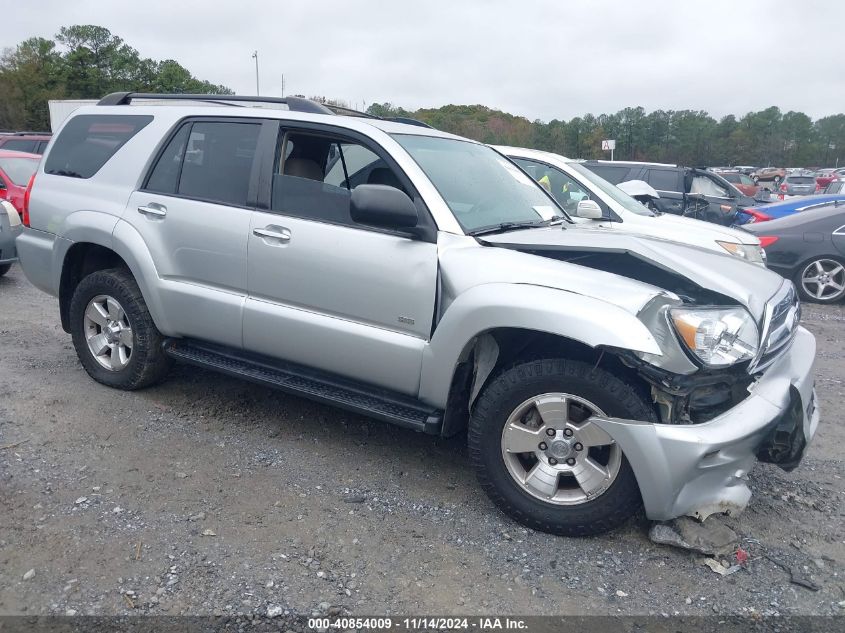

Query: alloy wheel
[801,259,845,302]
[500,393,621,505]
[83,294,134,371]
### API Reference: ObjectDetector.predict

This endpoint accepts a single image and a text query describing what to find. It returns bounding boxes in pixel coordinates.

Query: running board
[162,339,443,434]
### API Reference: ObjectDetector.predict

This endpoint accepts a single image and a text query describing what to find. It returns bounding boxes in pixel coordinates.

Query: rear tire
[69,268,171,389]
[794,257,845,304]
[468,358,656,536]
[0,263,11,277]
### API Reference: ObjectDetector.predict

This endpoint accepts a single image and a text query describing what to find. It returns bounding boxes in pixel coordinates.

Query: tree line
[2,25,843,167]
[368,103,845,168]
[0,25,232,131]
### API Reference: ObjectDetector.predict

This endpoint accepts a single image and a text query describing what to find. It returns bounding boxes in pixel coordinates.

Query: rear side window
[1,139,37,153]
[646,169,680,192]
[44,115,152,178]
[144,120,260,207]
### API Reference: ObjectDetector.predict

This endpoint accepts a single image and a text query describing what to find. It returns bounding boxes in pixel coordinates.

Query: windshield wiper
[468,219,565,237]
[48,169,84,178]
[467,221,545,236]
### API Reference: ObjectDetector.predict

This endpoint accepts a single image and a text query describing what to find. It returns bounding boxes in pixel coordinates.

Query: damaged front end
[595,283,818,521]
[478,231,817,521]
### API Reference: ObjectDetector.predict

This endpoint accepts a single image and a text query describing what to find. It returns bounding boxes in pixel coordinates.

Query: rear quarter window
[1,139,38,153]
[584,164,630,184]
[44,115,152,179]
[646,169,680,192]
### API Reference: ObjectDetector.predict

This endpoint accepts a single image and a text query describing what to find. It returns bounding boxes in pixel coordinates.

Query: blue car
[735,193,845,224]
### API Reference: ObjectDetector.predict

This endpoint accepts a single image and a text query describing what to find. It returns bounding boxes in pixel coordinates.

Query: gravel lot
[1,264,843,618]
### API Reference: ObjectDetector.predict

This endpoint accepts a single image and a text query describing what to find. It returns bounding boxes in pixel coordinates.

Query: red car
[0,132,52,155]
[814,168,845,190]
[0,150,40,214]
[717,171,760,197]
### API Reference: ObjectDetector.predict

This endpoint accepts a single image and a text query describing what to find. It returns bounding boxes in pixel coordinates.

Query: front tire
[69,268,171,389]
[469,358,656,536]
[0,263,11,277]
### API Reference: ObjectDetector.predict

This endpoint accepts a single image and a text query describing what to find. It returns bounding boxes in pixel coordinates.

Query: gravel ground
[0,264,843,618]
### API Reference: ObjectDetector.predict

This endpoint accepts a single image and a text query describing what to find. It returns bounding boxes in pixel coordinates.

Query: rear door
[124,117,263,347]
[244,122,438,395]
[643,167,685,214]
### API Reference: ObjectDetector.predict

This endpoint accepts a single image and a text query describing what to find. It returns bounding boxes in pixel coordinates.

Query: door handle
[137,204,167,218]
[253,227,291,242]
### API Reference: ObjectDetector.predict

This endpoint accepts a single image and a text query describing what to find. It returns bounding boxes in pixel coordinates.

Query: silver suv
[16,93,819,536]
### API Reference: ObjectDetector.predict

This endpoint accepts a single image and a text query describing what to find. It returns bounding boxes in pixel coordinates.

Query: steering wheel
[463,192,502,216]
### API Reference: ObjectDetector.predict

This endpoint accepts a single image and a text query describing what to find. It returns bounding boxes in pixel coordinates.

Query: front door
[123,118,263,347]
[244,126,438,395]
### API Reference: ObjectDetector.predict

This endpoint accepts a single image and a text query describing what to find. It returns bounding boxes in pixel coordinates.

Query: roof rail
[12,131,52,136]
[324,104,378,119]
[97,92,334,115]
[385,117,433,129]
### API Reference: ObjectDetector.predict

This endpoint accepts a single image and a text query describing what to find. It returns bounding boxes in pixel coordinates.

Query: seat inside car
[366,166,404,191]
[284,157,324,181]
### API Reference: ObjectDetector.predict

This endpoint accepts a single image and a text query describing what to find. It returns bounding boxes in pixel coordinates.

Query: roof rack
[97,92,334,115]
[12,131,52,136]
[96,93,437,131]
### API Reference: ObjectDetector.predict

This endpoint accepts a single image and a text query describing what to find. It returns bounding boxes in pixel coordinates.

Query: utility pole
[251,51,260,95]
[281,74,285,96]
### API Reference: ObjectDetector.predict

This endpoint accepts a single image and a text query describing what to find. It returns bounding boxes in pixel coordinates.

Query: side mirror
[351,184,419,230]
[575,199,603,219]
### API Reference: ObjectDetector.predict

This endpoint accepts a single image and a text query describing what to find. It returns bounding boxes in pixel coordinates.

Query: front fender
[418,283,662,408]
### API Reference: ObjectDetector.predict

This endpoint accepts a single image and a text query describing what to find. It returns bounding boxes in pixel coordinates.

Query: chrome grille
[749,283,800,373]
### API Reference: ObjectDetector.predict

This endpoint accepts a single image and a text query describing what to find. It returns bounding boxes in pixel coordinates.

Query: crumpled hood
[480,225,785,319]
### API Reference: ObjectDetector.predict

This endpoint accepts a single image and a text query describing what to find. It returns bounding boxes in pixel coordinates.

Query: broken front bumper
[595,326,818,521]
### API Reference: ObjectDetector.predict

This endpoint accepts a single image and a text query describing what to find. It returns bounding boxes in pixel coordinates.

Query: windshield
[567,161,655,216]
[0,156,38,186]
[392,134,566,233]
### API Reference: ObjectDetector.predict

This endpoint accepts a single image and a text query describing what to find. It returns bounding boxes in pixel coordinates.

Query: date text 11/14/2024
[307,617,528,630]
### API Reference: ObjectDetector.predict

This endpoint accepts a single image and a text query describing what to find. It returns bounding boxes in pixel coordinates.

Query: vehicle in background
[581,160,762,226]
[498,146,764,262]
[16,92,816,537]
[752,167,786,186]
[0,199,22,277]
[718,171,760,197]
[814,168,843,190]
[0,150,40,215]
[0,132,51,155]
[744,203,845,303]
[735,194,845,224]
[824,179,845,194]
[779,174,818,196]
[734,165,756,175]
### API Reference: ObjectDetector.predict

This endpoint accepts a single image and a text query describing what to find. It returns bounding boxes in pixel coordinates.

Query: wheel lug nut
[545,428,556,437]
[574,442,583,451]
[548,457,558,465]
[566,458,576,466]
[563,428,574,437]
[538,442,547,450]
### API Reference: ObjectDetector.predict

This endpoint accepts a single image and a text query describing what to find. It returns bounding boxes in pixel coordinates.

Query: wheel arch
[422,283,663,436]
[58,219,172,334]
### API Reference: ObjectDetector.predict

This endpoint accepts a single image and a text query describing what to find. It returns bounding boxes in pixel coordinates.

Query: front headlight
[717,241,765,265]
[670,307,759,367]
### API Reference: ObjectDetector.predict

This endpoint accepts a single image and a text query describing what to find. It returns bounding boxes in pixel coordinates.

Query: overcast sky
[5,0,844,121]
